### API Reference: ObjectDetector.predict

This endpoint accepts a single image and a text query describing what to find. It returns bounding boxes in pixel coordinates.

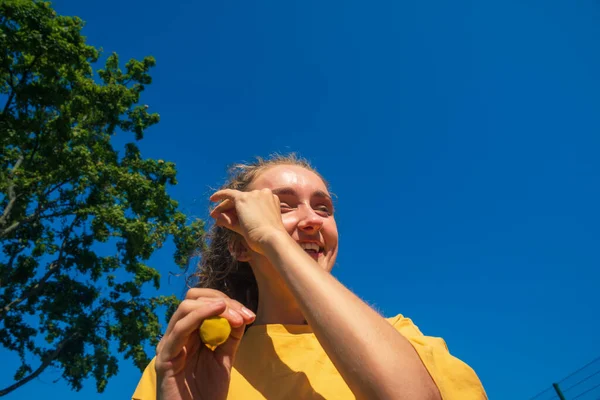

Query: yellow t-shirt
[132,315,487,399]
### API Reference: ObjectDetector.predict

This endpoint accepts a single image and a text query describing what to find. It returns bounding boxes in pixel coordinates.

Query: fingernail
[241,307,256,318]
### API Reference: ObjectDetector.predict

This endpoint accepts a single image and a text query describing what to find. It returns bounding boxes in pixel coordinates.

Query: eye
[280,203,294,213]
[314,205,332,216]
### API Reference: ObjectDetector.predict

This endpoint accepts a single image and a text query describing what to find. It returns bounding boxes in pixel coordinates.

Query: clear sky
[1,0,599,399]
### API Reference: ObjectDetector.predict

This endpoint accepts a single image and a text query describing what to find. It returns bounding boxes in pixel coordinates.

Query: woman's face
[247,164,339,272]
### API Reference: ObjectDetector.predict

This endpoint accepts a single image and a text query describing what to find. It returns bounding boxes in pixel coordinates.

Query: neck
[252,266,307,325]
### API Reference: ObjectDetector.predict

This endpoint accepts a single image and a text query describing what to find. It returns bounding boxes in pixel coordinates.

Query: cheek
[281,214,298,234]
[323,220,339,247]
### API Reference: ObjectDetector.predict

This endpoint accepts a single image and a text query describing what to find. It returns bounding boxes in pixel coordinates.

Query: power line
[560,356,600,384]
[529,356,600,400]
[528,386,554,400]
[563,369,600,393]
[571,381,600,400]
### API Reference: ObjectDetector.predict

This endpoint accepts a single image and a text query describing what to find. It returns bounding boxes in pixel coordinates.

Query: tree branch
[43,179,73,200]
[0,304,108,396]
[2,90,16,118]
[0,217,79,320]
[0,209,73,239]
[1,69,16,117]
[0,155,24,227]
[0,243,27,287]
[1,53,39,121]
[26,127,42,165]
[0,261,59,320]
[0,220,21,239]
[0,331,80,397]
[0,196,72,239]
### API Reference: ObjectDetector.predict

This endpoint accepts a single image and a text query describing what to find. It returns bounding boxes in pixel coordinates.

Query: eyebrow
[271,187,333,202]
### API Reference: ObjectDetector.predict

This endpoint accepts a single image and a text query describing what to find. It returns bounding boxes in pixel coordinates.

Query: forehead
[249,164,329,194]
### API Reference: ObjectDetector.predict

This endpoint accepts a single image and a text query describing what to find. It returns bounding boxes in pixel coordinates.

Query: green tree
[0,1,202,396]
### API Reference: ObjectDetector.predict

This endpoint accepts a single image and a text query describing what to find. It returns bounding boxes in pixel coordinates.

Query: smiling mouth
[304,249,322,260]
[298,243,324,260]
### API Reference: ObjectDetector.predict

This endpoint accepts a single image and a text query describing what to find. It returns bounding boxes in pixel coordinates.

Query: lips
[304,249,321,261]
[298,241,324,261]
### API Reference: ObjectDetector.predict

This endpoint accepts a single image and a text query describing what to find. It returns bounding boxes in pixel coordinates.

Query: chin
[320,259,335,273]
[321,251,337,272]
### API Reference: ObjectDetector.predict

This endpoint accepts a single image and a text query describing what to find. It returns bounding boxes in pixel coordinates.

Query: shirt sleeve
[390,315,488,400]
[132,357,157,400]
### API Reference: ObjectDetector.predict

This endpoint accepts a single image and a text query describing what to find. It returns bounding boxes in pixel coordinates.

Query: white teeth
[299,242,321,252]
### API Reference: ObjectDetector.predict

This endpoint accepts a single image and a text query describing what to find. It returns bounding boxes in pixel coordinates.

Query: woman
[132,154,487,400]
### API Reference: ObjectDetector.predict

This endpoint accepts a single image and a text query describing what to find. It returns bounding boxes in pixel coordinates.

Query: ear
[228,237,251,262]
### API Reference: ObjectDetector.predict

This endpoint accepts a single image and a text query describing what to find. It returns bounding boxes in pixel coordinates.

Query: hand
[210,188,288,255]
[155,289,256,400]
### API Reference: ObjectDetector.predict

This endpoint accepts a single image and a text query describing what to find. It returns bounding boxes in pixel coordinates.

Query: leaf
[0,1,205,396]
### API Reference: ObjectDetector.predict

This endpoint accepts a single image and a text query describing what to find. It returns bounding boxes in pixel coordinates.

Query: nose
[297,205,324,233]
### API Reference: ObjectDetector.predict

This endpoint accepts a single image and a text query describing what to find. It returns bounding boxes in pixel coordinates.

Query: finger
[159,300,227,361]
[209,199,238,229]
[183,331,204,381]
[186,332,201,355]
[185,288,230,300]
[223,306,245,327]
[170,297,244,331]
[212,211,237,230]
[184,348,199,388]
[215,300,255,326]
[214,323,247,368]
[210,189,241,203]
[184,345,206,393]
[185,289,256,325]
[271,192,281,206]
[209,198,234,216]
[228,299,256,325]
[162,298,225,342]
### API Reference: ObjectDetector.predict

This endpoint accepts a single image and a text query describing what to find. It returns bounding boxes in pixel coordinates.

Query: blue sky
[2,0,599,399]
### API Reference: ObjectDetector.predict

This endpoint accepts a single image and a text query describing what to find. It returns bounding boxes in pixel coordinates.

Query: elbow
[354,377,441,400]
[391,386,441,400]
[425,384,442,400]
[380,375,442,400]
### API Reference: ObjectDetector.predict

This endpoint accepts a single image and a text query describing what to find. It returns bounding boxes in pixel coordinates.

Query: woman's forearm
[262,232,441,400]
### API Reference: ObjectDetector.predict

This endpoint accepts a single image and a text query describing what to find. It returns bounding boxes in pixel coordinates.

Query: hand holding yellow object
[199,316,232,350]
[154,288,255,400]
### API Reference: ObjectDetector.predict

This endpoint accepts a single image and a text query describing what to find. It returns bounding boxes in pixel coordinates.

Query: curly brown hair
[189,153,329,313]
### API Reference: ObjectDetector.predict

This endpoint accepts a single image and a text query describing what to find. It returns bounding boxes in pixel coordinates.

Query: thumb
[214,324,246,369]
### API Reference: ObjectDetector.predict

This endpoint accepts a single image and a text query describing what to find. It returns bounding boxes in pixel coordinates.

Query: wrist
[258,229,291,250]
[257,229,295,259]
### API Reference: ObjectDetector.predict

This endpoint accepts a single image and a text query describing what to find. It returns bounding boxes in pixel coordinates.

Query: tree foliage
[0,1,202,396]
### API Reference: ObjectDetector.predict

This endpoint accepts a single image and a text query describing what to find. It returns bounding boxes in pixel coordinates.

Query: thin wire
[560,356,600,383]
[564,369,600,392]
[572,381,600,400]
[528,386,554,400]
[529,355,600,399]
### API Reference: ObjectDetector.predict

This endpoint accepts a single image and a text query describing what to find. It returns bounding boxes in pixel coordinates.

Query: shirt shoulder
[387,314,488,400]
[132,357,156,400]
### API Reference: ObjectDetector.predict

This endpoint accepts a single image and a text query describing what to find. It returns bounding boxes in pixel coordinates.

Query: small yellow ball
[199,316,231,350]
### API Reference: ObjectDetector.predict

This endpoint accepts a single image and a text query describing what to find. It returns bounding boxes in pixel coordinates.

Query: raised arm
[262,230,442,400]
[210,188,441,400]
